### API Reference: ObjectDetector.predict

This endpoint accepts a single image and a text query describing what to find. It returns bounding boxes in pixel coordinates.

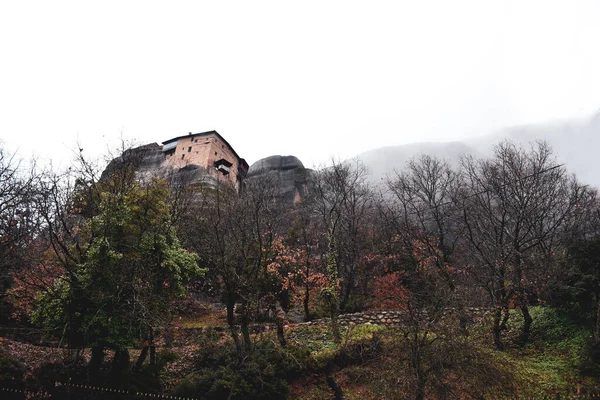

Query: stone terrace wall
[301,307,489,328]
[170,308,490,345]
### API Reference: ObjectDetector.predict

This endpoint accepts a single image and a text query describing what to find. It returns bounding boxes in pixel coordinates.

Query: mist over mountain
[353,110,600,188]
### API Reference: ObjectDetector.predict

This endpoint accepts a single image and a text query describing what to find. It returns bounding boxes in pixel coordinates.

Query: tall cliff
[246,155,312,204]
[103,146,312,204]
[102,143,224,188]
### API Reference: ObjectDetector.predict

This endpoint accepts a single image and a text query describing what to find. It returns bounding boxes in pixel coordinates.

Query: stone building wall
[163,132,246,188]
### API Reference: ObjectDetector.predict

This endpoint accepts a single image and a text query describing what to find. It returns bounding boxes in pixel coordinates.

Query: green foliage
[506,307,589,357]
[474,306,596,397]
[546,237,600,325]
[286,323,384,370]
[129,349,181,392]
[177,339,312,400]
[173,373,199,397]
[32,178,204,351]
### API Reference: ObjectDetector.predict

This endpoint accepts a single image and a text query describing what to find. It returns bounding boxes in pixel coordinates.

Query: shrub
[176,339,312,400]
[0,350,26,385]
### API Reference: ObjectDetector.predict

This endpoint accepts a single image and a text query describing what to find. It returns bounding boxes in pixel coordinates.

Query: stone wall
[300,308,489,328]
[169,308,491,345]
[164,133,244,188]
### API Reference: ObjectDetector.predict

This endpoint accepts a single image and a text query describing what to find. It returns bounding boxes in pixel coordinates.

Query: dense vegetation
[1,140,600,399]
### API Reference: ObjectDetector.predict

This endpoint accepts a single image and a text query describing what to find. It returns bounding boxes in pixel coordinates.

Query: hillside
[354,110,600,188]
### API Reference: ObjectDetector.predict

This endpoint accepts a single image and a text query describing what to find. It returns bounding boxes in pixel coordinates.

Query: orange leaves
[371,272,409,311]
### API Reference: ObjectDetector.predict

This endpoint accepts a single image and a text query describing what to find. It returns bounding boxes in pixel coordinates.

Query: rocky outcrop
[103,148,312,201]
[246,155,312,203]
[102,143,221,187]
[101,143,162,180]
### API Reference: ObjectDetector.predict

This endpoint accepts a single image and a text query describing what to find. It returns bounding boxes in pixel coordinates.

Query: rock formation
[102,143,227,188]
[103,146,312,204]
[246,155,312,204]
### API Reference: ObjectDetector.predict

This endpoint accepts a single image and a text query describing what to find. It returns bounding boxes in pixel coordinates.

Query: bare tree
[458,141,582,347]
[383,155,468,317]
[183,172,287,352]
[311,159,373,342]
[0,147,40,320]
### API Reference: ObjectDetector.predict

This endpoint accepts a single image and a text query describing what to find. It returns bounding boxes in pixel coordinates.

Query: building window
[188,147,192,152]
[181,154,185,160]
[214,151,217,156]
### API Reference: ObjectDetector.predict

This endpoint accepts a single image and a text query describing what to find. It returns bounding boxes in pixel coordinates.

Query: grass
[286,323,384,366]
[471,306,599,398]
[175,305,228,328]
[4,305,598,399]
[289,307,600,399]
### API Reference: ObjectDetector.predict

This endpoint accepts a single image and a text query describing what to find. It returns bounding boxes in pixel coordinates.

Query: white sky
[1,0,599,168]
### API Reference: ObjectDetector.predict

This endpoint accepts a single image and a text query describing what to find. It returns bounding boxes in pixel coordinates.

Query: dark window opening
[188,147,192,152]
[214,151,217,156]
[181,154,185,160]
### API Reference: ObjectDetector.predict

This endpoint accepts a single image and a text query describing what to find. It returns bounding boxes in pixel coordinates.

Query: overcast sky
[1,0,599,168]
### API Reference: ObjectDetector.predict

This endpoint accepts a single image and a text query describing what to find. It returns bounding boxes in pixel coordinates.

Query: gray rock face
[247,155,305,176]
[103,148,312,204]
[101,143,162,181]
[247,155,311,203]
[102,143,220,188]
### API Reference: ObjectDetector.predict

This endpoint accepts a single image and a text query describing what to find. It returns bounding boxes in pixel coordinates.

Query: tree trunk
[226,295,241,353]
[275,306,287,347]
[519,305,533,346]
[330,306,341,344]
[88,346,104,381]
[410,336,427,400]
[456,300,469,335]
[493,308,503,350]
[591,296,600,363]
[415,375,427,400]
[133,344,149,371]
[149,329,156,365]
[340,280,351,313]
[149,345,156,365]
[595,297,600,343]
[240,302,251,351]
[110,349,130,383]
[303,283,311,322]
[326,235,341,344]
[499,307,510,331]
[326,375,344,400]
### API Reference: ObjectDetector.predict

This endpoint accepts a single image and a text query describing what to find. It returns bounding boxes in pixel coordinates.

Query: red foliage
[370,272,409,311]
[8,241,64,320]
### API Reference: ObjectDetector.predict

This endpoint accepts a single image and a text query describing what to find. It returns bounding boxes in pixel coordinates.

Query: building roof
[162,130,248,169]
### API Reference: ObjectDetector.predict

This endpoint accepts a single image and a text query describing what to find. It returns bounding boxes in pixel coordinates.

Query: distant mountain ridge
[352,110,600,188]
